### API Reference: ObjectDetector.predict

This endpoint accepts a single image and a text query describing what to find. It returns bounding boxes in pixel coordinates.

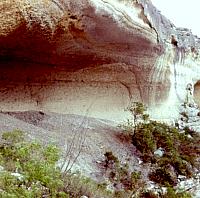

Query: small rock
[187,134,193,139]
[154,147,164,157]
[11,172,24,180]
[0,166,4,172]
[96,160,102,164]
[178,175,187,181]
[137,158,143,164]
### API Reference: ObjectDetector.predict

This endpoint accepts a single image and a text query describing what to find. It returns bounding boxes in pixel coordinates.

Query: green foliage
[149,167,176,186]
[62,172,113,198]
[119,102,149,137]
[103,151,143,196]
[119,101,199,195]
[104,151,119,168]
[2,130,24,144]
[140,187,192,198]
[163,186,192,198]
[132,120,200,185]
[128,102,147,117]
[126,102,148,125]
[0,130,114,198]
[0,130,67,197]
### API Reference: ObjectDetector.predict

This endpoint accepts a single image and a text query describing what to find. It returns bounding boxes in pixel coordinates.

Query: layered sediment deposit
[1,0,200,121]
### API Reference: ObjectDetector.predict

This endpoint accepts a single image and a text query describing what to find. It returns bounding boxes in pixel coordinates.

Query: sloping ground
[1,111,200,197]
[0,1,200,196]
[0,111,147,180]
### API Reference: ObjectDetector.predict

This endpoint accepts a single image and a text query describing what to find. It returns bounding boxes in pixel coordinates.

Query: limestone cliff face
[0,0,200,121]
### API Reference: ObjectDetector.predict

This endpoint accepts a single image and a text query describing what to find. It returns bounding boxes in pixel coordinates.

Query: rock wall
[194,81,200,107]
[0,0,200,121]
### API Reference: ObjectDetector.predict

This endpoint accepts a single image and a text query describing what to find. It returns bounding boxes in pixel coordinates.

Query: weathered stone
[0,0,200,122]
[0,165,4,172]
[154,147,164,157]
[178,102,200,132]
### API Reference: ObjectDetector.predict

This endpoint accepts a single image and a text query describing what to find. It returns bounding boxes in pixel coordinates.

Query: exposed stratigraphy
[0,0,200,121]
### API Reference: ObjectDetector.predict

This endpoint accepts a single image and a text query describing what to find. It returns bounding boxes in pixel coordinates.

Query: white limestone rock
[154,147,164,157]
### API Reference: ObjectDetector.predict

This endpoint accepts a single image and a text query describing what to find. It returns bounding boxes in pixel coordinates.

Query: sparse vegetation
[102,151,144,197]
[119,102,149,136]
[140,187,192,198]
[163,186,192,198]
[0,130,113,198]
[133,120,200,184]
[62,172,113,198]
[1,100,199,197]
[126,102,149,126]
[0,130,68,197]
[118,102,200,196]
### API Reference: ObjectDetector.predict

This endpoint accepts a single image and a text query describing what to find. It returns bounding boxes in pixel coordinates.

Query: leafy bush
[140,187,192,198]
[126,102,148,124]
[119,102,199,193]
[132,120,200,185]
[163,186,192,198]
[149,167,176,186]
[102,151,144,197]
[2,130,24,144]
[0,130,113,198]
[62,172,113,198]
[0,130,67,197]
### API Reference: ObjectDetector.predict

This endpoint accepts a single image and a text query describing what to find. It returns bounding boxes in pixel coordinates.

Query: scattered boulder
[154,147,164,157]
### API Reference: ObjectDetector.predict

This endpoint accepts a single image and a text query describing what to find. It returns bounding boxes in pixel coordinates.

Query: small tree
[119,102,149,136]
[126,102,149,126]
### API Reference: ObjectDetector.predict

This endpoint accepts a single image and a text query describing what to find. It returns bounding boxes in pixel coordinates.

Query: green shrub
[0,130,116,198]
[132,120,200,186]
[0,130,67,197]
[62,172,113,198]
[140,187,192,198]
[149,167,176,186]
[163,186,192,198]
[102,151,144,196]
[2,130,24,144]
[129,102,149,124]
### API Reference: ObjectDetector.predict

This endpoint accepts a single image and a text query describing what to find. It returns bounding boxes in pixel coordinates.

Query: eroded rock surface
[0,0,200,121]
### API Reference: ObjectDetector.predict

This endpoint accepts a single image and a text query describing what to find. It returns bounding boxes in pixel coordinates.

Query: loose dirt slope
[0,111,146,180]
